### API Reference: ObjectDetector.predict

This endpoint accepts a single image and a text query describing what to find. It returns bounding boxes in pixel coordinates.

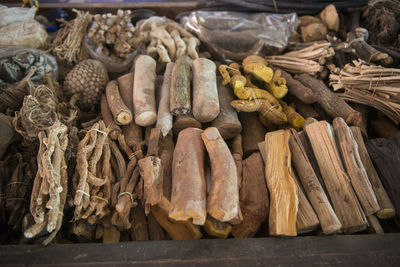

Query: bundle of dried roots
[52,9,93,65]
[283,41,335,64]
[265,56,323,75]
[24,120,68,245]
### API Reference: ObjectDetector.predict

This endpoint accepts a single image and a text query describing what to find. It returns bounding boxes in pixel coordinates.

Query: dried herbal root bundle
[284,41,335,63]
[329,60,400,124]
[52,9,92,64]
[135,16,200,63]
[14,83,57,143]
[5,153,34,232]
[24,120,69,245]
[265,56,323,75]
[88,9,136,59]
[73,121,112,225]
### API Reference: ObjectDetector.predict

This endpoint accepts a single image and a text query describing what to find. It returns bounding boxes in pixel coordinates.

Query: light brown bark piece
[173,113,201,134]
[106,80,133,125]
[264,130,298,236]
[202,127,239,222]
[117,72,134,112]
[101,94,121,140]
[305,121,367,233]
[170,56,192,116]
[332,117,380,216]
[169,128,207,225]
[240,112,266,156]
[156,62,174,136]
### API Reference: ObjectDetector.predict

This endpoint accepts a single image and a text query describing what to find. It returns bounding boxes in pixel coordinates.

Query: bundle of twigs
[52,9,92,65]
[330,59,400,124]
[284,41,335,62]
[265,56,323,75]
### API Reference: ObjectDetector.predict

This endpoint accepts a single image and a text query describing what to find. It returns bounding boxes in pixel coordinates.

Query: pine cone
[63,59,108,110]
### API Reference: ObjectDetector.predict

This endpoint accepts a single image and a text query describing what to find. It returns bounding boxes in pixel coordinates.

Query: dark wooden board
[1,234,400,266]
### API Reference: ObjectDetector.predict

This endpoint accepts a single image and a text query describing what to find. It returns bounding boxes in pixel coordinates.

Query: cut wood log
[289,129,341,234]
[232,152,269,238]
[291,168,320,234]
[367,215,384,234]
[211,77,242,139]
[133,55,157,126]
[202,127,239,222]
[289,97,320,119]
[367,134,400,216]
[240,112,266,157]
[332,117,380,216]
[204,216,232,238]
[296,74,361,126]
[117,72,134,112]
[264,130,298,236]
[305,121,367,233]
[172,113,201,134]
[156,62,174,137]
[192,58,219,122]
[152,197,202,240]
[170,56,192,116]
[170,128,206,225]
[106,80,133,125]
[350,104,368,138]
[101,94,122,140]
[278,69,319,104]
[351,126,395,219]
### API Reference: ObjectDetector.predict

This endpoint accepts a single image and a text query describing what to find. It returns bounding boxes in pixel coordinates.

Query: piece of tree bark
[291,98,320,119]
[130,204,149,241]
[173,113,201,134]
[121,122,142,149]
[232,152,269,238]
[231,134,243,190]
[367,215,384,234]
[289,129,341,234]
[279,69,319,104]
[151,197,202,240]
[333,117,380,216]
[147,212,166,240]
[156,62,174,137]
[264,130,298,236]
[204,215,232,238]
[192,58,219,122]
[296,74,361,126]
[351,126,395,219]
[371,116,399,139]
[211,77,242,139]
[291,168,320,234]
[101,94,121,140]
[117,72,134,112]
[202,127,239,222]
[106,80,133,125]
[160,132,174,201]
[133,55,157,126]
[240,112,266,157]
[170,56,192,116]
[305,121,367,233]
[367,134,400,216]
[169,128,207,225]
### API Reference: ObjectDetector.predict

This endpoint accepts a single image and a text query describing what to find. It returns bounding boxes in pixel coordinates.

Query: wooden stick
[278,69,319,104]
[117,72,134,112]
[202,127,239,222]
[192,58,219,122]
[231,134,243,190]
[156,62,174,137]
[289,97,320,119]
[367,215,384,234]
[351,126,395,219]
[106,80,133,125]
[133,55,157,126]
[289,129,341,234]
[367,134,400,216]
[101,94,121,140]
[265,130,298,236]
[170,56,192,116]
[211,77,242,139]
[160,132,174,201]
[240,112,266,157]
[232,152,268,238]
[296,74,361,126]
[172,113,201,134]
[332,117,380,216]
[170,128,207,225]
[305,121,367,233]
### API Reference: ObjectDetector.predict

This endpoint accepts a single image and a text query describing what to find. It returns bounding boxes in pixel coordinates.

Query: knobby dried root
[24,119,69,245]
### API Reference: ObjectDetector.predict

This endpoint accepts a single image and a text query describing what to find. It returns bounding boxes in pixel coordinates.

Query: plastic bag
[84,34,136,74]
[0,21,48,49]
[0,5,36,28]
[181,11,298,62]
[0,47,59,83]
